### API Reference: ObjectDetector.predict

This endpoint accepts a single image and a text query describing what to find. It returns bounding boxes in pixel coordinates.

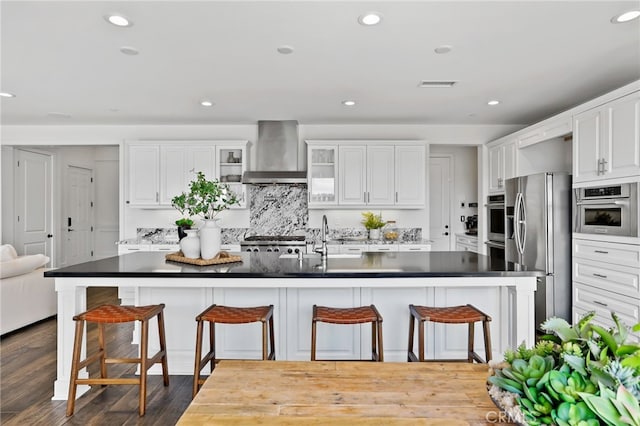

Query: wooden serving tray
[165,251,243,266]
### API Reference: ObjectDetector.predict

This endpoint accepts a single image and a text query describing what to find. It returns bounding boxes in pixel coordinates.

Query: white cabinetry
[307,145,338,207]
[488,140,517,193]
[572,237,640,336]
[126,141,247,208]
[398,244,431,252]
[517,116,572,148]
[312,140,425,208]
[573,91,640,183]
[455,234,478,253]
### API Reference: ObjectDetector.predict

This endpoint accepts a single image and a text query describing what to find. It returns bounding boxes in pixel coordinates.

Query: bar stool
[408,304,492,363]
[66,304,169,417]
[193,304,275,397]
[311,305,383,362]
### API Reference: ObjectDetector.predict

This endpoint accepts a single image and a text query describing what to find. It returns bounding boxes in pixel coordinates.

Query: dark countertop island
[46,251,543,279]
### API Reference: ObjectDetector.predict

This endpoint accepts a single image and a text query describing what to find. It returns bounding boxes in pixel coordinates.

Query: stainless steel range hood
[242,120,307,184]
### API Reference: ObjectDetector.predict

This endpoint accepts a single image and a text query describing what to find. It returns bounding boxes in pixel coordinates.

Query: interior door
[14,149,52,258]
[429,156,451,250]
[65,166,93,266]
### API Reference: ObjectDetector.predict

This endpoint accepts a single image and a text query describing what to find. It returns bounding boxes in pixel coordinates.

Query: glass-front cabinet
[216,142,248,209]
[306,143,338,207]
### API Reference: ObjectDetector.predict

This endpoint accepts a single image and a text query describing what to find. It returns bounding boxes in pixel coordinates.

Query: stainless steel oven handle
[575,199,629,206]
[484,241,505,249]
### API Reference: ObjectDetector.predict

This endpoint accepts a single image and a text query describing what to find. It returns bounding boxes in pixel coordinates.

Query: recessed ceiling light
[47,112,71,118]
[342,100,356,106]
[120,46,139,56]
[0,92,16,98]
[487,100,500,106]
[434,45,453,54]
[358,12,382,26]
[200,100,214,107]
[104,14,133,27]
[418,81,457,88]
[611,10,640,23]
[277,45,294,55]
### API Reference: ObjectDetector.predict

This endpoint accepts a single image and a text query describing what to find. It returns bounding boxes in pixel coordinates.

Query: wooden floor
[0,288,193,426]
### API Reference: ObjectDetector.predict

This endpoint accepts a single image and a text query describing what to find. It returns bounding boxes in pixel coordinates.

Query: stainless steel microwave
[574,183,638,237]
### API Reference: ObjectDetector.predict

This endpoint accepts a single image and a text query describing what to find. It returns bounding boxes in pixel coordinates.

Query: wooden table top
[177,360,511,426]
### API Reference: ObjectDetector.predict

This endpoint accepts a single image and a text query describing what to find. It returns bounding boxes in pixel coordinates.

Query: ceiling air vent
[418,81,457,88]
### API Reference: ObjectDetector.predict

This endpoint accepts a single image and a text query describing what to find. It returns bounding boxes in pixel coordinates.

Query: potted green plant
[487,312,640,426]
[175,171,239,259]
[171,193,194,240]
[361,211,385,240]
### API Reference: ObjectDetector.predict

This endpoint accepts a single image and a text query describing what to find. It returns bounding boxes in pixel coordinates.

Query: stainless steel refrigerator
[505,172,572,330]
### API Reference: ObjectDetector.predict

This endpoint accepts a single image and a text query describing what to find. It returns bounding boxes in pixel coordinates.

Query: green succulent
[580,383,640,426]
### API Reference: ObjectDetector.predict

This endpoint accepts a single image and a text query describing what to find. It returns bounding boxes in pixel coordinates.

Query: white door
[65,166,93,266]
[573,108,602,183]
[127,144,160,205]
[339,145,366,205]
[395,145,426,206]
[605,93,640,179]
[14,149,53,258]
[429,156,451,251]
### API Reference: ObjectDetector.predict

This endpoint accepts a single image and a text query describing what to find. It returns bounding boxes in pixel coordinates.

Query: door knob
[47,234,53,238]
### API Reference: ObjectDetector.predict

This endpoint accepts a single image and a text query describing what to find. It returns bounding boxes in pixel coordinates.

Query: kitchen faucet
[314,215,329,258]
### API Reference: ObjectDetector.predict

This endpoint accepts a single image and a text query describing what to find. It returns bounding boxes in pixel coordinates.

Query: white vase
[369,229,381,240]
[199,218,222,260]
[180,229,201,259]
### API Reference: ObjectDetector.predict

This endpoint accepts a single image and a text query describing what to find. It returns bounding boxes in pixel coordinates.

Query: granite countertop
[327,239,433,245]
[45,251,543,279]
[117,238,180,245]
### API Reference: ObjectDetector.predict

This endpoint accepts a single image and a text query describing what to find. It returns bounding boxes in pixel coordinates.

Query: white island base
[52,275,536,401]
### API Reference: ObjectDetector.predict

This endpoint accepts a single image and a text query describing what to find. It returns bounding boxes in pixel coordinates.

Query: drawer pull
[347,248,361,251]
[378,248,391,251]
[593,273,608,279]
[593,300,608,307]
[409,248,422,251]
[594,250,609,254]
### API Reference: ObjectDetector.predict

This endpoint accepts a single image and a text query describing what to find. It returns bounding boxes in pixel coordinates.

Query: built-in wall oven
[486,194,505,242]
[574,183,638,237]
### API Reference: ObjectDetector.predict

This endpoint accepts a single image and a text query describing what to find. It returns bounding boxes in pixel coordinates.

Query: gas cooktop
[243,235,306,242]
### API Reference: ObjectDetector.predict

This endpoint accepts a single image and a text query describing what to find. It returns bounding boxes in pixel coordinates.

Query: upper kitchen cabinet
[573,91,640,183]
[488,140,517,193]
[216,142,248,208]
[307,140,425,208]
[307,144,338,207]
[126,140,247,208]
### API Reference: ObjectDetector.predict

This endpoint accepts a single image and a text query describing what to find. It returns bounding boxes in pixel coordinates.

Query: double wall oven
[485,194,505,260]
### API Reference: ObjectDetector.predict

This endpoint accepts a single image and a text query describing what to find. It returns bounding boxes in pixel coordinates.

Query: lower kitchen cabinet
[398,244,431,252]
[572,237,640,341]
[455,234,478,253]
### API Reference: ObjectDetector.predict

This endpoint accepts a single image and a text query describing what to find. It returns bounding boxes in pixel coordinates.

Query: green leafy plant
[171,193,194,227]
[173,171,239,221]
[361,212,385,230]
[488,312,640,426]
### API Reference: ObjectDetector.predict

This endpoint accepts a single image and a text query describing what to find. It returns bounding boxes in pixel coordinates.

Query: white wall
[1,146,15,244]
[2,123,521,241]
[430,145,479,237]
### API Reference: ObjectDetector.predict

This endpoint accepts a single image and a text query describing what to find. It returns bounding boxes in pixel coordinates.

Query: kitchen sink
[279,253,362,259]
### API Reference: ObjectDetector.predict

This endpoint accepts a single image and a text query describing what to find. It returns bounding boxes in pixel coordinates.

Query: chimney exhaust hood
[242,120,307,184]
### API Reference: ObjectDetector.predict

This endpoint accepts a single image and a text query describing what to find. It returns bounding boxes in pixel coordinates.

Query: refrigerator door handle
[514,192,523,255]
[520,193,527,254]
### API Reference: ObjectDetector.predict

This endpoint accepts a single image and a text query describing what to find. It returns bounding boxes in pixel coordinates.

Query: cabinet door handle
[601,158,608,174]
[363,192,366,203]
[593,300,608,307]
[593,273,608,279]
[594,250,609,254]
[156,192,159,202]
[395,192,398,203]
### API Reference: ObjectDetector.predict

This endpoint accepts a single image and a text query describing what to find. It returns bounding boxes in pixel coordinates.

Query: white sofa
[0,245,56,335]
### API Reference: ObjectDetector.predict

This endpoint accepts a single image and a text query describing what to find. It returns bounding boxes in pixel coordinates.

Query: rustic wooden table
[177,360,513,426]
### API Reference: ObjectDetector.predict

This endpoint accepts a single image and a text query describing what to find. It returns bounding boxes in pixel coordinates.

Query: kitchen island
[46,251,541,400]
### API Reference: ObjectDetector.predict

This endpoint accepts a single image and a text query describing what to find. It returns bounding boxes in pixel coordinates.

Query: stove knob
[274,247,280,252]
[266,248,273,252]
[245,248,252,252]
[287,248,293,254]
[253,248,259,253]
[294,248,300,254]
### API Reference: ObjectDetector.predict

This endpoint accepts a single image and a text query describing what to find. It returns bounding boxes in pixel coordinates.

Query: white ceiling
[1,1,639,126]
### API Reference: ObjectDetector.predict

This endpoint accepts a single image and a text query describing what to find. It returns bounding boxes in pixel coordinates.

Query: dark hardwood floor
[1,288,193,425]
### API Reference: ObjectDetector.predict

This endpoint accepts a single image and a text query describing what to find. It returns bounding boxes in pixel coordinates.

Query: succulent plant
[489,312,640,426]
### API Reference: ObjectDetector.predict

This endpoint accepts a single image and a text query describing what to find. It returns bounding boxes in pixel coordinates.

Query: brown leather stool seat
[66,304,169,417]
[311,305,383,361]
[408,304,492,363]
[193,304,275,398]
